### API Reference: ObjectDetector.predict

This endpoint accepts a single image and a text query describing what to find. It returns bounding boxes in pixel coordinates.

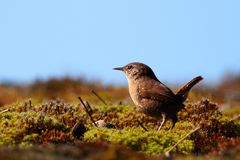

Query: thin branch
[85,101,93,115]
[231,114,240,121]
[0,109,9,114]
[137,120,148,131]
[165,125,201,157]
[91,90,108,105]
[78,97,97,127]
[29,99,33,108]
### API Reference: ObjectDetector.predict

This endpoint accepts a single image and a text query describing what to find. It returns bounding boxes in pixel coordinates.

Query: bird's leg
[169,115,178,131]
[157,114,166,131]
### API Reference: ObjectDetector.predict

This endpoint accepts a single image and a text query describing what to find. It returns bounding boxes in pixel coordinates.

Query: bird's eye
[127,65,133,70]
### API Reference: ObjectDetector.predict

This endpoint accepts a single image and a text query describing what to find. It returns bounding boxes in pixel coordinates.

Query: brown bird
[114,62,203,130]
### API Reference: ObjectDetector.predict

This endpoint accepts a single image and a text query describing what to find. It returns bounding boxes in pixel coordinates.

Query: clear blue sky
[0,1,239,85]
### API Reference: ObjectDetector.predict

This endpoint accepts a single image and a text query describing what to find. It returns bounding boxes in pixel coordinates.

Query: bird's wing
[138,79,176,103]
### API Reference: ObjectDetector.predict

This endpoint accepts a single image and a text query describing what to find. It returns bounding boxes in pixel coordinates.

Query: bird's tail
[175,76,203,102]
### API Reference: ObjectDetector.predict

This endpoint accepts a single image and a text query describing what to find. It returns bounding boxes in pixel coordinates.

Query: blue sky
[0,1,239,85]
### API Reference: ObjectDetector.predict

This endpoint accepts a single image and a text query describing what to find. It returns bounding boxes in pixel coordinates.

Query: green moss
[22,133,39,142]
[0,98,239,157]
[0,105,69,145]
[84,128,195,155]
[0,136,15,145]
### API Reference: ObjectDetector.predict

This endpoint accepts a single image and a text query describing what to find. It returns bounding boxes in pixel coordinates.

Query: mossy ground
[0,97,239,159]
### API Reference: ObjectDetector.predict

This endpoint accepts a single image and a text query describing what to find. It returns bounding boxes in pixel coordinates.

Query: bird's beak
[113,67,124,71]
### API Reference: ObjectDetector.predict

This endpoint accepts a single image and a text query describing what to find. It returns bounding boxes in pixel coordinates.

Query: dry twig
[137,120,148,131]
[164,125,201,157]
[91,90,108,105]
[78,97,97,127]
[231,114,240,121]
[85,101,93,115]
[0,109,9,114]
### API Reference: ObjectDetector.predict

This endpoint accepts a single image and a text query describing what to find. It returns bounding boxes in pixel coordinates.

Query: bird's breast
[127,79,141,107]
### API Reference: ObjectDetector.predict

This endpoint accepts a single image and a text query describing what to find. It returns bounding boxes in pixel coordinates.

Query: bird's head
[114,62,158,80]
